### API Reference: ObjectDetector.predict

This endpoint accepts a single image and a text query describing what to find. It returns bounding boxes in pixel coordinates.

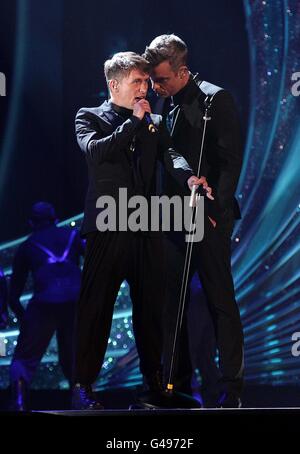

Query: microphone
[144,112,157,133]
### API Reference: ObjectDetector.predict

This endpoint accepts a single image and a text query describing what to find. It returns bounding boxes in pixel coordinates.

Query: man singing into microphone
[72,51,210,409]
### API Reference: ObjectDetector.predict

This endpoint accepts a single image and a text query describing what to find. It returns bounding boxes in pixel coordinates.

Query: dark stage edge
[35,407,300,416]
[2,408,300,437]
[2,384,300,409]
[4,408,299,435]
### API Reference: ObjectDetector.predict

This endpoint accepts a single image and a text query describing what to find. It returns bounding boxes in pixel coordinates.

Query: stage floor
[2,384,300,411]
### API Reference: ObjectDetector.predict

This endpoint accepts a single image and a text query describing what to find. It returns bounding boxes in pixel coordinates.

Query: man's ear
[109,79,119,93]
[178,66,188,79]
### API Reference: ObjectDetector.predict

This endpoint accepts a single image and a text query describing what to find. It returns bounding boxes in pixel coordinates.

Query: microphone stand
[163,96,213,408]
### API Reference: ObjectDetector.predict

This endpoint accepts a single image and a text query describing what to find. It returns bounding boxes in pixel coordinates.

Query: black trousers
[10,301,75,385]
[163,215,244,398]
[188,273,221,404]
[73,231,165,385]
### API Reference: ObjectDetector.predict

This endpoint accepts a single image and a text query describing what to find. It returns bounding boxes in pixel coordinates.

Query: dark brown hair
[104,52,150,82]
[143,34,188,71]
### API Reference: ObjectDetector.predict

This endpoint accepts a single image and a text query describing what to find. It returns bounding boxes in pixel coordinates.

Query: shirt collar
[172,73,201,107]
[110,101,133,119]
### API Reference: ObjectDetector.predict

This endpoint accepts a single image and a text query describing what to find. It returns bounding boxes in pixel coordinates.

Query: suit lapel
[98,101,159,193]
[170,105,181,136]
[100,105,126,131]
[170,74,205,136]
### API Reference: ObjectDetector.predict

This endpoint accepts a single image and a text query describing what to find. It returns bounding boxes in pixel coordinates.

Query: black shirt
[111,101,144,194]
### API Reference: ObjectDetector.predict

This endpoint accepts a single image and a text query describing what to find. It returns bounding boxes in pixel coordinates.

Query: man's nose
[152,81,160,92]
[140,81,148,94]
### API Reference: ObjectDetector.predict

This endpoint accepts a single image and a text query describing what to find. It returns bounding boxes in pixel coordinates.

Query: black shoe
[10,378,29,411]
[217,392,242,408]
[136,370,164,408]
[136,389,202,409]
[145,370,164,392]
[137,371,201,409]
[136,390,167,409]
[71,384,104,410]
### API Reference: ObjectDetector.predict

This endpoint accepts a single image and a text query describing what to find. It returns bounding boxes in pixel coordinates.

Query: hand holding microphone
[133,98,157,133]
[144,112,157,133]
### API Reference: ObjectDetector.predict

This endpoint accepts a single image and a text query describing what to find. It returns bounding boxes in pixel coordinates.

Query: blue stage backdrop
[0,0,299,390]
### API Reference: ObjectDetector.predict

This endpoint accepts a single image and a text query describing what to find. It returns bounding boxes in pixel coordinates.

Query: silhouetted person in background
[9,202,85,411]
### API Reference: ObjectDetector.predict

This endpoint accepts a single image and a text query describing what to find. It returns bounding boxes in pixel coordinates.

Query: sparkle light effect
[233,0,300,385]
[1,0,300,390]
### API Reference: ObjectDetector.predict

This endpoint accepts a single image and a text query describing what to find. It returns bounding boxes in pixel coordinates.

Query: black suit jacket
[164,75,243,221]
[75,100,193,235]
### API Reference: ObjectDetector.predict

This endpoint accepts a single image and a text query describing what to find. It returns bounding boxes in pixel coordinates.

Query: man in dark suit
[72,51,209,409]
[144,34,244,407]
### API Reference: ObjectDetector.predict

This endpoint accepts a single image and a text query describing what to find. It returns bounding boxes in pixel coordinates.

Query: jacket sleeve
[75,108,141,164]
[209,91,243,211]
[157,119,194,187]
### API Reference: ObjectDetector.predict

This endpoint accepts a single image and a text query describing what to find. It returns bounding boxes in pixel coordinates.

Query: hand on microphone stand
[187,176,216,227]
[187,175,214,200]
